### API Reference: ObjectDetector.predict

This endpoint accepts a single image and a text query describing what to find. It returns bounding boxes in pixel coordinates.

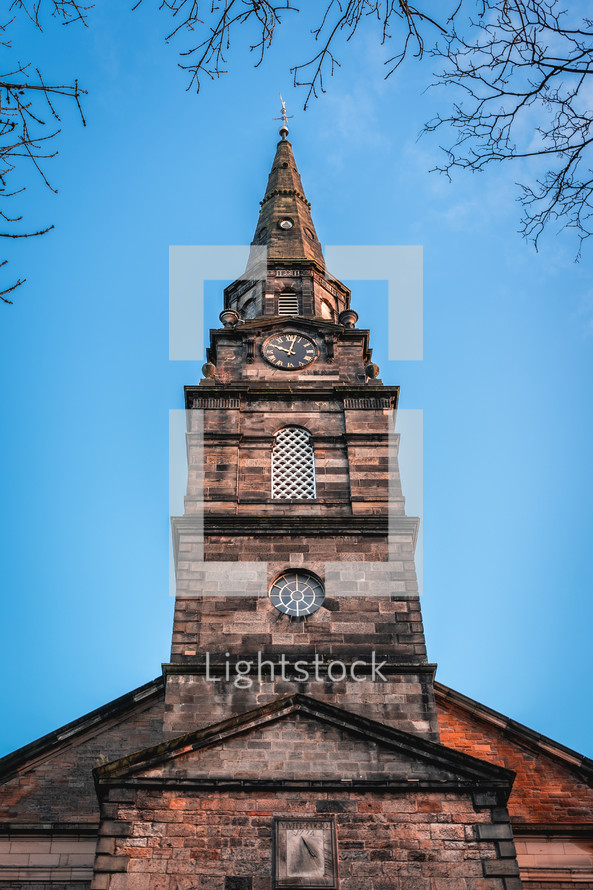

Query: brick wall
[436,697,593,825]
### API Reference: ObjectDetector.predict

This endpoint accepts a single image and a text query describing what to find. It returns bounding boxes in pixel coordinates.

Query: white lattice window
[278,291,300,316]
[272,427,316,499]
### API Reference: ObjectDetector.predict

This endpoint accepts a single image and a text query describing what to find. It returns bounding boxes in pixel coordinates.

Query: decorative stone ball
[202,362,216,378]
[365,362,380,379]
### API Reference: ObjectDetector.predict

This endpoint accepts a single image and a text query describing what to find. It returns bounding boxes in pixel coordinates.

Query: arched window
[243,298,257,319]
[271,427,316,499]
[320,300,334,320]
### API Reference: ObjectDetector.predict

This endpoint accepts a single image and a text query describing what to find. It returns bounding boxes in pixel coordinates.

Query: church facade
[1,125,592,890]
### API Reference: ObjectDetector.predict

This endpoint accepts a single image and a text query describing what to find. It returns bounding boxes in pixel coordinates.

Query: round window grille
[269,571,325,616]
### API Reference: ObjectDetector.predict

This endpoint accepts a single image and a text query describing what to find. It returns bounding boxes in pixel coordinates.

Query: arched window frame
[242,297,256,319]
[271,427,316,500]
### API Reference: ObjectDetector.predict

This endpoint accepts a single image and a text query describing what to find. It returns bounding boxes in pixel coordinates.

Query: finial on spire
[274,93,293,140]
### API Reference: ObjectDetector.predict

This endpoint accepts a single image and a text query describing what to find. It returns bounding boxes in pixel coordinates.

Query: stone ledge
[162,662,437,676]
[0,824,99,835]
[483,859,520,877]
[174,514,419,537]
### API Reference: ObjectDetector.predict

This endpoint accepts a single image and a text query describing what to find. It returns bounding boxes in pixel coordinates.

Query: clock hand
[286,334,298,355]
[302,838,317,859]
[273,345,292,354]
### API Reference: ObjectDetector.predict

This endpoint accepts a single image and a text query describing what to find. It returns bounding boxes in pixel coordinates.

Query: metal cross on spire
[274,93,293,140]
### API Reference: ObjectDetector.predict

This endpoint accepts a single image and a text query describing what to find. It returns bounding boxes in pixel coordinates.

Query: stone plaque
[274,818,337,889]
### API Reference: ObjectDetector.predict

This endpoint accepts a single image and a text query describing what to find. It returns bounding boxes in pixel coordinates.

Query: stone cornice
[210,317,366,338]
[512,823,593,836]
[162,662,436,676]
[0,822,100,835]
[186,382,399,409]
[173,514,419,538]
[260,187,311,208]
[171,514,419,568]
[96,776,512,796]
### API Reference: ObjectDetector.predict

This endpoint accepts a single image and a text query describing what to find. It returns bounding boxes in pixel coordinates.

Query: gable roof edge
[0,676,164,782]
[435,681,593,779]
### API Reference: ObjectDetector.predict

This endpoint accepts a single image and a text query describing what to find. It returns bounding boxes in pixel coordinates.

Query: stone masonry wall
[0,697,166,825]
[182,395,402,517]
[204,327,372,385]
[0,832,96,887]
[171,572,423,660]
[162,671,439,740]
[91,788,521,890]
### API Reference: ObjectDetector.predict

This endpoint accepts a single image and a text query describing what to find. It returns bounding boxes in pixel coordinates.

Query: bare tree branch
[9,0,92,29]
[426,0,593,254]
[0,224,54,237]
[136,0,593,254]
[133,1,447,106]
[0,258,22,302]
[133,1,297,93]
[0,1,89,303]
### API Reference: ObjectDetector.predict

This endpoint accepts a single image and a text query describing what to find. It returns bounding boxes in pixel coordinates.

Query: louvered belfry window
[272,427,316,499]
[277,291,300,316]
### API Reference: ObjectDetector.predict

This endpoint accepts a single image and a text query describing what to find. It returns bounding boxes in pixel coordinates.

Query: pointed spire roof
[252,135,325,268]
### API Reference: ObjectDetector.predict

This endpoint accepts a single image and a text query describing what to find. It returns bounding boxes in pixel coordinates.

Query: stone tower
[90,126,523,890]
[164,125,435,742]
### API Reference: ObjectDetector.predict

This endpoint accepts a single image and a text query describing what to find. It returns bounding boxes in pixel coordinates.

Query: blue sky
[1,2,592,757]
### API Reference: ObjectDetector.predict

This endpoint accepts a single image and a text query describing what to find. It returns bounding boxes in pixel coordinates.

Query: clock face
[263,334,318,370]
[274,819,337,889]
[269,572,325,617]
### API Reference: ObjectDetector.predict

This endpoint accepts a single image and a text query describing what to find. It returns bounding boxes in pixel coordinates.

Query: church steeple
[223,124,350,323]
[252,136,325,268]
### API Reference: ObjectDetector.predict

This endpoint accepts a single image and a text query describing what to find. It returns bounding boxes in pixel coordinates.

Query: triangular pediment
[237,315,346,334]
[210,314,356,341]
[95,694,514,794]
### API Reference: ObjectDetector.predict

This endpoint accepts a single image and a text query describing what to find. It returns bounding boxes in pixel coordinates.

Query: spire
[251,118,325,268]
[223,109,351,323]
